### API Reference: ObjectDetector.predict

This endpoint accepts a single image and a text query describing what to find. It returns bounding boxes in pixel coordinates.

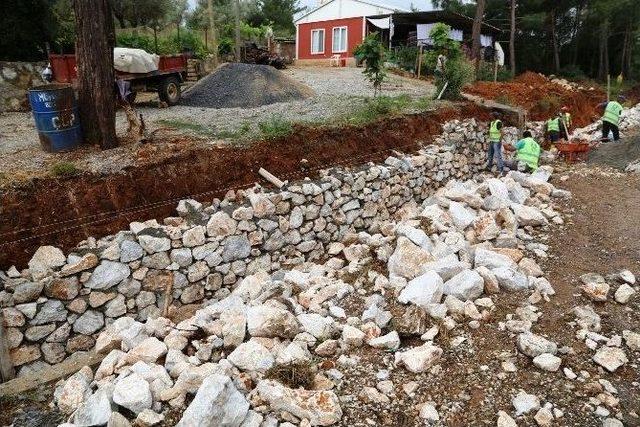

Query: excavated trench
[0,103,496,269]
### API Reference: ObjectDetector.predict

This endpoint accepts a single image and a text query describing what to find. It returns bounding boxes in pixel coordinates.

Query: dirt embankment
[0,104,492,269]
[466,72,605,127]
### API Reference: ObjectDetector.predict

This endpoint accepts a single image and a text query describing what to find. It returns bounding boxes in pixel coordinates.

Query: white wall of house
[295,0,401,24]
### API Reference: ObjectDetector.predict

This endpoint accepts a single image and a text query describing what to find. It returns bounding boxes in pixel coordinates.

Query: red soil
[466,72,606,127]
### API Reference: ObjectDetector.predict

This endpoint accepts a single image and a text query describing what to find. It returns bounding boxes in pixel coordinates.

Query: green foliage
[423,22,463,75]
[558,64,588,80]
[116,29,209,58]
[388,46,419,72]
[244,0,303,36]
[51,161,79,177]
[0,0,56,60]
[259,117,293,139]
[435,57,474,100]
[354,33,387,96]
[345,95,411,125]
[476,61,512,82]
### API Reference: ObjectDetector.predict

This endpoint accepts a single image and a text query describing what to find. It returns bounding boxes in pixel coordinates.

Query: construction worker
[599,95,625,142]
[546,115,560,143]
[560,106,572,140]
[504,130,541,172]
[485,111,504,173]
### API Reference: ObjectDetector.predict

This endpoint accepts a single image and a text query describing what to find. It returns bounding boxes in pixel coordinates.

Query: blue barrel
[28,84,82,152]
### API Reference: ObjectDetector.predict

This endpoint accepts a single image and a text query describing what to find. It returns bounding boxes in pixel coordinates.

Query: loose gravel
[0,66,434,180]
[182,63,314,109]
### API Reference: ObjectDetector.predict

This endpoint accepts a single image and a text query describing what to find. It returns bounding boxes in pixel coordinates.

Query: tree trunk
[620,28,628,77]
[233,0,242,61]
[471,0,486,73]
[549,9,560,73]
[570,4,581,66]
[509,0,516,77]
[73,0,117,149]
[207,0,219,67]
[597,19,610,81]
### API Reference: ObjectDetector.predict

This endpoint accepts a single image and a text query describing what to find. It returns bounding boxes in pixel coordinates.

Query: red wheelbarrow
[555,140,592,163]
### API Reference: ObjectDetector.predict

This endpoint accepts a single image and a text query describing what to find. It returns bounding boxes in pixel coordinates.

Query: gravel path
[0,67,434,179]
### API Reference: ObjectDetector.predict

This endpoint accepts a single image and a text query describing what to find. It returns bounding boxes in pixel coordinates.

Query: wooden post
[154,27,158,54]
[0,311,16,382]
[417,45,423,78]
[494,60,498,82]
[233,0,242,62]
[607,74,611,101]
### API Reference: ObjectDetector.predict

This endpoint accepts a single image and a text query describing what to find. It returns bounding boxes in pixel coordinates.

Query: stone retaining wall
[0,61,47,112]
[1,119,488,375]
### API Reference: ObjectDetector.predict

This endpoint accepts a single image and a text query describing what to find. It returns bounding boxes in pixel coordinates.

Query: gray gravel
[0,66,435,178]
[182,63,314,109]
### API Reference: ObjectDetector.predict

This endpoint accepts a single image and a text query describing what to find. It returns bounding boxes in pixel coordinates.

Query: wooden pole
[417,45,423,78]
[607,74,610,101]
[494,60,498,82]
[0,311,16,382]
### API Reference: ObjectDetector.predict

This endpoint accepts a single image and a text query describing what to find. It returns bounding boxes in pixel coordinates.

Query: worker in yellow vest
[546,116,560,143]
[485,111,504,173]
[560,106,572,140]
[504,130,541,172]
[598,95,625,141]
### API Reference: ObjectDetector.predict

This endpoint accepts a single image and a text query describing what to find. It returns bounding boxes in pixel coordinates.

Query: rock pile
[2,118,490,373]
[41,163,579,426]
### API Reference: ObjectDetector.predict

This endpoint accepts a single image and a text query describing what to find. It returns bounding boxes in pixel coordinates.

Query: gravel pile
[588,135,640,170]
[182,63,315,109]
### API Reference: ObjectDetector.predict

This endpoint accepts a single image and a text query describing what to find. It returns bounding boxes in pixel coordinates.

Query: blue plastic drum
[28,84,83,152]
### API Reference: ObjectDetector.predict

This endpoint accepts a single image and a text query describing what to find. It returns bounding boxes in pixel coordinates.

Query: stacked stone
[0,118,489,373]
[0,61,48,111]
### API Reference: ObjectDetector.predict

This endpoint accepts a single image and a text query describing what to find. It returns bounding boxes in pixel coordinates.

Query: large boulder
[492,266,529,291]
[71,387,112,426]
[227,340,275,372]
[448,201,477,230]
[421,254,470,281]
[246,305,299,339]
[510,204,547,226]
[176,374,249,427]
[474,248,515,270]
[388,237,434,279]
[113,373,152,415]
[254,380,342,426]
[443,269,484,301]
[398,271,444,307]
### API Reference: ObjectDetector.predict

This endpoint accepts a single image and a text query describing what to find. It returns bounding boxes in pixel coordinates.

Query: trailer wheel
[158,76,181,105]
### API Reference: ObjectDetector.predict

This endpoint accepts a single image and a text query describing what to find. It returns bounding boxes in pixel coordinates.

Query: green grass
[258,117,294,139]
[336,94,430,126]
[157,119,216,137]
[216,122,251,140]
[50,161,79,177]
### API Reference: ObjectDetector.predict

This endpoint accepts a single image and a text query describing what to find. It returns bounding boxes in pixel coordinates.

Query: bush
[116,33,155,52]
[476,61,512,82]
[388,46,419,72]
[558,64,587,80]
[50,161,79,177]
[435,57,474,100]
[423,23,463,76]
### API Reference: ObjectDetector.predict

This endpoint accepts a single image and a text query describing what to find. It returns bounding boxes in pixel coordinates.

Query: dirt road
[335,166,640,427]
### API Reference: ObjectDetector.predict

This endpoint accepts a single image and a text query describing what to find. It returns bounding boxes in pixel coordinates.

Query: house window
[311,29,325,54]
[332,27,347,53]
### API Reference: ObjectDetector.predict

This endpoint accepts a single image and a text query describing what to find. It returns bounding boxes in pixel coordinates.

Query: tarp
[113,48,159,74]
[494,41,505,66]
[367,17,390,29]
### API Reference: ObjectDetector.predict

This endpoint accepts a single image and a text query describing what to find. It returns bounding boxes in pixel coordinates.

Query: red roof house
[294,0,407,66]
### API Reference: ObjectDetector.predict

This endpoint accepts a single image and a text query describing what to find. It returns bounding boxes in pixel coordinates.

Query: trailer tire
[158,76,181,105]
